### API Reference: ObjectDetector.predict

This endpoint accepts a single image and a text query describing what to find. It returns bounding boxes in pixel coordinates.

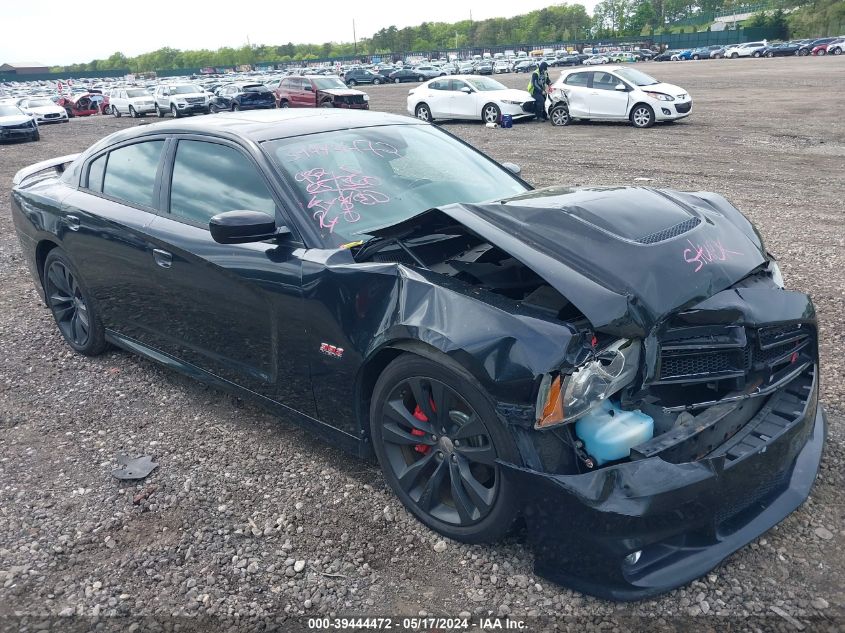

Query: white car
[109,87,157,118]
[493,60,510,74]
[583,55,609,65]
[153,83,210,118]
[408,75,534,124]
[552,66,692,128]
[723,41,767,58]
[16,97,68,123]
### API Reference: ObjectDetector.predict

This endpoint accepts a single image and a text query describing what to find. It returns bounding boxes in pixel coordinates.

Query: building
[0,62,50,75]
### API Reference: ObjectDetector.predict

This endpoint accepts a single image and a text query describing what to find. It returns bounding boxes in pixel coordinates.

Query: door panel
[587,72,629,118]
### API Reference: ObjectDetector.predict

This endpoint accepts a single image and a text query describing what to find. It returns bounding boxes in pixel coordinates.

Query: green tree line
[49,0,833,73]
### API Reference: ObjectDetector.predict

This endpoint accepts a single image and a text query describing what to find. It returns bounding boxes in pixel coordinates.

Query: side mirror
[209,210,287,244]
[614,83,627,91]
[502,162,521,175]
[460,86,472,94]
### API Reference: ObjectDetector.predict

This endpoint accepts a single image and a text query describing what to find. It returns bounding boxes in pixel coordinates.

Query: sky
[2,1,599,66]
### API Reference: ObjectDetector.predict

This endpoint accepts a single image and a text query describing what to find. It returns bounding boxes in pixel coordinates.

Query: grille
[756,339,802,366]
[185,97,205,104]
[715,465,791,526]
[759,323,804,346]
[637,217,701,245]
[675,101,692,114]
[521,101,536,113]
[44,113,61,118]
[2,122,32,130]
[660,350,737,379]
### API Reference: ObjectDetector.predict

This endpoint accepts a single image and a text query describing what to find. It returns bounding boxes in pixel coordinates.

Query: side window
[290,78,303,90]
[429,79,447,90]
[449,79,468,91]
[86,154,107,192]
[102,141,165,208]
[592,72,618,90]
[169,140,275,226]
[564,72,590,87]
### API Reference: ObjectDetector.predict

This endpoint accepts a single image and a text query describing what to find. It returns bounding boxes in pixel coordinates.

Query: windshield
[27,99,53,107]
[465,77,507,91]
[243,84,270,92]
[613,68,659,86]
[0,105,23,116]
[126,89,148,97]
[172,84,203,94]
[264,125,527,246]
[313,77,347,90]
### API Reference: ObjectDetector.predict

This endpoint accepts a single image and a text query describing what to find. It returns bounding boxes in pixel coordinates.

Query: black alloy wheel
[43,250,107,356]
[371,355,520,543]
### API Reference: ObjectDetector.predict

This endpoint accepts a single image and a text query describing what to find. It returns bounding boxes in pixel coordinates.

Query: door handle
[66,215,80,231]
[152,249,172,269]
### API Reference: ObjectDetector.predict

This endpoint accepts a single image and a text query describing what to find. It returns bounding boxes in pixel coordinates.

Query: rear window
[243,84,269,93]
[102,141,165,208]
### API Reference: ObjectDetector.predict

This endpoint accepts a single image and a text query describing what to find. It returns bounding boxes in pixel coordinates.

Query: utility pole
[353,19,357,56]
[455,31,458,49]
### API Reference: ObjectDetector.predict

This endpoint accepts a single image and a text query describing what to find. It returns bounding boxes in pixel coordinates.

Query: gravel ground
[0,57,843,632]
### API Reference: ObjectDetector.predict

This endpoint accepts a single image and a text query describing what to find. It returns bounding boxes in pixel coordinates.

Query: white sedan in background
[408,76,534,124]
[551,66,692,128]
[16,97,68,123]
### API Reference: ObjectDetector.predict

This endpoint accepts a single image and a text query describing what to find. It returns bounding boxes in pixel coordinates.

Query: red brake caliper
[411,398,437,454]
[411,405,430,454]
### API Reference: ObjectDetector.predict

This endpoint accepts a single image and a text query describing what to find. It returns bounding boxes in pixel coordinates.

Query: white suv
[109,87,156,118]
[724,41,767,58]
[154,84,210,118]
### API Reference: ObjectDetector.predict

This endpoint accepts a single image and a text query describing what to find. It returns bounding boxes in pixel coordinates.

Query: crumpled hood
[373,186,767,337]
[27,105,65,115]
[646,82,688,98]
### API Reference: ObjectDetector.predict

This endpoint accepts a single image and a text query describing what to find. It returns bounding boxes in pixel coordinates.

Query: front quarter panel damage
[299,248,588,441]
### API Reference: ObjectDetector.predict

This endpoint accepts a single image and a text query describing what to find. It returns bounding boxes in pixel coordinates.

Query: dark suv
[343,69,383,86]
[209,83,276,113]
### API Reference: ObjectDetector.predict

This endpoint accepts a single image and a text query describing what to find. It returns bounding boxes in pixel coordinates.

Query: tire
[418,76,425,82]
[31,128,40,141]
[321,100,334,108]
[630,103,655,128]
[348,79,357,86]
[752,51,761,58]
[481,103,501,124]
[129,106,137,118]
[156,105,165,117]
[833,47,843,55]
[414,103,432,122]
[817,49,826,56]
[373,78,381,85]
[731,53,739,59]
[43,249,108,357]
[798,49,808,56]
[232,102,240,111]
[767,52,774,58]
[370,354,521,543]
[549,104,571,126]
[171,104,181,118]
[111,105,121,118]
[692,55,700,60]
[209,104,219,113]
[279,100,289,108]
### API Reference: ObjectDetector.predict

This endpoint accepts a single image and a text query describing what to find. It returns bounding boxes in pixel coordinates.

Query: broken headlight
[535,339,641,429]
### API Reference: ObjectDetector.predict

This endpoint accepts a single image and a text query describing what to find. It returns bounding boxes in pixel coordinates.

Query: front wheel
[370,354,521,543]
[394,77,401,84]
[731,53,739,59]
[549,104,571,126]
[752,51,761,58]
[418,76,425,82]
[112,106,121,118]
[630,103,655,128]
[156,105,165,117]
[414,103,432,122]
[692,55,700,60]
[481,103,501,124]
[832,47,842,55]
[817,49,826,56]
[209,104,219,113]
[767,52,774,58]
[43,249,108,356]
[373,78,381,85]
[348,79,357,86]
[232,102,240,111]
[129,106,138,118]
[171,104,181,118]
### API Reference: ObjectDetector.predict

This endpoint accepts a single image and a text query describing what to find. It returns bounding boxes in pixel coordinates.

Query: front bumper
[33,113,67,123]
[654,99,692,121]
[501,365,825,600]
[174,102,209,113]
[131,103,157,114]
[0,125,38,140]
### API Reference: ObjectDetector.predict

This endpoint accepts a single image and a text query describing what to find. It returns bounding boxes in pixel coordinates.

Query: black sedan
[209,82,276,113]
[760,42,803,57]
[11,109,826,601]
[388,68,425,83]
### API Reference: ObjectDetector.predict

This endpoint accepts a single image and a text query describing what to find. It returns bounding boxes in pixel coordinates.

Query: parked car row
[656,37,845,62]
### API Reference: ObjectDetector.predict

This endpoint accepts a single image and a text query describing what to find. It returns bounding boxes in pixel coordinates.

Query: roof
[0,62,48,69]
[101,109,421,145]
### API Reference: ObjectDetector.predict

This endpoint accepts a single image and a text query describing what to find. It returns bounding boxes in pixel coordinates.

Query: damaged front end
[353,186,826,600]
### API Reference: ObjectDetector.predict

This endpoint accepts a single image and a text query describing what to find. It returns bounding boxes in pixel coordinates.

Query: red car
[57,93,109,117]
[813,38,844,55]
[274,75,369,109]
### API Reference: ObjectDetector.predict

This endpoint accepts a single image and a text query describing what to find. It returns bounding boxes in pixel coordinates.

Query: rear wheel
[630,103,655,128]
[43,249,107,356]
[481,103,501,124]
[112,106,121,118]
[348,79,357,86]
[209,103,219,113]
[817,49,826,56]
[418,76,425,82]
[279,101,289,108]
[692,54,700,60]
[767,52,774,58]
[232,102,240,111]
[156,105,165,117]
[370,354,521,543]
[394,78,401,84]
[321,100,334,108]
[414,103,432,122]
[752,51,761,58]
[731,52,739,59]
[549,104,571,126]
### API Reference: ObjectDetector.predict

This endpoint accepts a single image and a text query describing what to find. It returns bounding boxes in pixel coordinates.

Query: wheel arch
[35,238,60,300]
